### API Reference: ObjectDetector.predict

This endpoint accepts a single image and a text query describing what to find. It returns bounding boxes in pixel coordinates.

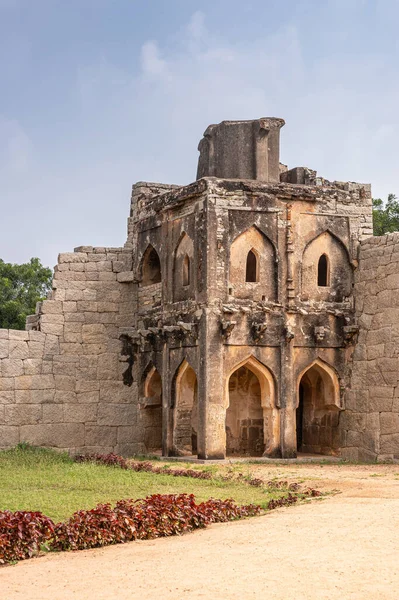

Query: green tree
[0,258,52,330]
[372,193,399,236]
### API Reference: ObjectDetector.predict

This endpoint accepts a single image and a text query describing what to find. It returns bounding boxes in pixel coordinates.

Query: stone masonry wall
[0,245,139,454]
[346,233,399,461]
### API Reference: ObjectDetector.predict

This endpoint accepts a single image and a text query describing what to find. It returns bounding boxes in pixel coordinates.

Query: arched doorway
[141,365,162,453]
[296,360,341,456]
[225,357,279,457]
[172,360,198,456]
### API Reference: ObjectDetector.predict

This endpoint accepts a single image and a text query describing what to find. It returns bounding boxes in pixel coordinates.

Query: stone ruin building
[1,117,399,462]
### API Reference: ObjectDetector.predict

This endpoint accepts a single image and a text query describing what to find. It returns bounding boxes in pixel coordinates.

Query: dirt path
[2,464,399,600]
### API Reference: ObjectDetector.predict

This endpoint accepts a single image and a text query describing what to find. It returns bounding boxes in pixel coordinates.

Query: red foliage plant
[50,494,260,552]
[0,510,55,564]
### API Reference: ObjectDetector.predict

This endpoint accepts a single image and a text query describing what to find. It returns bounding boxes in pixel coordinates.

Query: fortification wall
[347,233,399,461]
[0,246,139,454]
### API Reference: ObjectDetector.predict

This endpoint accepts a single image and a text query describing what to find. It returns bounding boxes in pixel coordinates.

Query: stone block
[41,300,63,314]
[28,341,45,358]
[0,339,9,359]
[0,377,14,392]
[15,375,54,390]
[85,425,117,447]
[0,426,19,448]
[59,343,83,355]
[99,381,135,403]
[380,412,399,435]
[63,301,77,313]
[380,433,399,455]
[117,271,134,283]
[5,404,42,425]
[42,404,64,423]
[0,329,9,339]
[31,389,56,404]
[99,272,117,281]
[55,375,76,391]
[96,302,118,313]
[82,324,106,344]
[117,426,142,444]
[58,252,87,263]
[9,330,29,341]
[76,391,100,404]
[54,391,77,404]
[29,331,46,347]
[64,404,98,423]
[77,301,98,312]
[97,403,137,426]
[76,379,100,392]
[19,423,84,447]
[1,359,24,377]
[0,391,15,404]
[40,322,64,336]
[63,331,82,343]
[23,359,43,375]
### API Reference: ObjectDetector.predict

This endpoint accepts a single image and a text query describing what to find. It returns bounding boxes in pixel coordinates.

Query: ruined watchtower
[124,117,372,459]
[7,115,398,462]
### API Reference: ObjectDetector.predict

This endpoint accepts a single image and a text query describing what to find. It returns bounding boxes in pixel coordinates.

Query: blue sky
[1,0,398,267]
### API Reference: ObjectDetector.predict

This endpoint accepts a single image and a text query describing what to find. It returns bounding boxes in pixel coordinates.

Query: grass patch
[0,446,286,523]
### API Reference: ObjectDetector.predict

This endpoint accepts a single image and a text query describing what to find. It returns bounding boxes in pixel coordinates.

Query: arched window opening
[141,246,161,286]
[317,254,329,287]
[245,249,258,283]
[183,255,190,286]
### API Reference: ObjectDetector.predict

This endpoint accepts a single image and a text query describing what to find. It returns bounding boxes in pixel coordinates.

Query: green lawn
[0,446,281,523]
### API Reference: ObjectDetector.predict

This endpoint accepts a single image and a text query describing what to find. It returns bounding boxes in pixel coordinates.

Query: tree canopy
[372,193,399,236]
[0,258,52,330]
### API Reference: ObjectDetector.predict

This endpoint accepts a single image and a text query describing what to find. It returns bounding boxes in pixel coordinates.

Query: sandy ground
[1,463,399,600]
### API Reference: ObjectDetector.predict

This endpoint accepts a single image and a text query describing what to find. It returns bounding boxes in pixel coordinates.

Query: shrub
[49,494,260,552]
[51,503,136,552]
[0,510,54,564]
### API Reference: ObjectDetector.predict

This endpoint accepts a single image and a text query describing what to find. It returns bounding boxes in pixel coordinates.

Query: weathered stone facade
[0,117,398,461]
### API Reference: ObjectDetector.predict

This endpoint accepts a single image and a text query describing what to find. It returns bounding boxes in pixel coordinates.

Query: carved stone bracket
[252,321,268,340]
[221,319,236,339]
[314,326,327,342]
[343,325,359,346]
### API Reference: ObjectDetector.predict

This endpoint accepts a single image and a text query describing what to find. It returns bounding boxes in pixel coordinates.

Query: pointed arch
[224,356,280,457]
[230,225,277,300]
[296,358,341,456]
[140,244,161,286]
[172,359,198,455]
[139,362,163,453]
[301,230,352,302]
[142,364,162,405]
[173,232,195,301]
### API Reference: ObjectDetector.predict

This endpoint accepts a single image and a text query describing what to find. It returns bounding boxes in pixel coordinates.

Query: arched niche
[301,231,352,302]
[224,356,279,457]
[173,232,195,301]
[296,359,341,456]
[140,364,163,453]
[229,226,276,300]
[172,359,198,455]
[140,244,161,287]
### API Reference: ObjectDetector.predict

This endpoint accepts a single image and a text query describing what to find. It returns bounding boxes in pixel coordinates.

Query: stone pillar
[197,309,226,459]
[280,316,297,458]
